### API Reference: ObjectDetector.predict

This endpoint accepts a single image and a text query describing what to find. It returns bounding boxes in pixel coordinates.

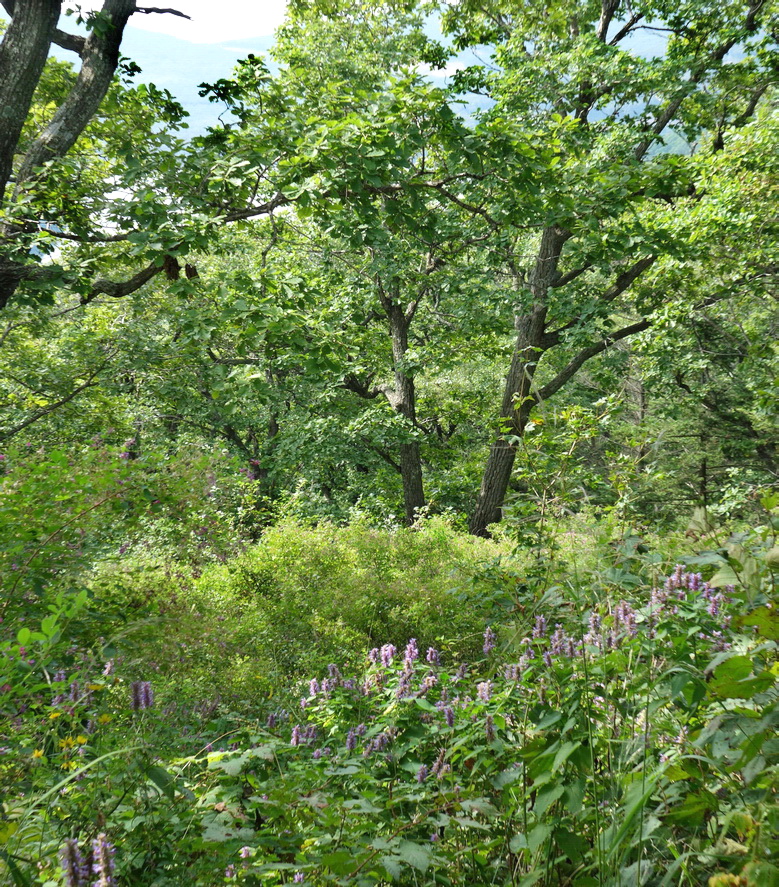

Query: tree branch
[537,318,651,401]
[134,6,191,18]
[0,359,111,442]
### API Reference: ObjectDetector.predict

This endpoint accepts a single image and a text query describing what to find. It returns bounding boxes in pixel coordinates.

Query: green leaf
[709,565,741,587]
[736,606,779,641]
[396,841,431,873]
[664,790,718,827]
[527,823,552,855]
[534,784,565,816]
[144,764,177,800]
[381,855,403,880]
[509,833,528,852]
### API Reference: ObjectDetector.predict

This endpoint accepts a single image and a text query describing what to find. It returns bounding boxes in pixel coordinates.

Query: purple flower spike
[91,833,116,887]
[59,838,86,887]
[477,680,492,702]
[485,714,496,742]
[483,626,497,654]
[380,644,397,667]
[290,725,302,746]
[294,874,305,884]
[417,763,428,782]
[443,706,455,728]
[346,728,357,752]
[131,681,154,711]
[405,638,419,663]
[426,647,440,665]
[532,616,547,640]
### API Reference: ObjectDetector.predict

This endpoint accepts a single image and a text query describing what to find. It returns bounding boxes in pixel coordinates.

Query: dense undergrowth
[1,503,777,886]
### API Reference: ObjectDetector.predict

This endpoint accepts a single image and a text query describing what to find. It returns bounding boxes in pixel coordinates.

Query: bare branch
[134,6,191,18]
[52,28,87,56]
[81,260,163,304]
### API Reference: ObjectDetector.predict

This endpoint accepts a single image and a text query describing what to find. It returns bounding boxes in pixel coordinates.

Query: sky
[68,0,288,43]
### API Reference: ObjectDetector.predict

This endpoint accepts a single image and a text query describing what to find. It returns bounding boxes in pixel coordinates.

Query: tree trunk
[386,299,425,524]
[469,227,568,537]
[0,0,60,203]
[468,307,546,536]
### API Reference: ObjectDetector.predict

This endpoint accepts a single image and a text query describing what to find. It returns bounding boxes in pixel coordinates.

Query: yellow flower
[59,737,75,749]
[97,714,111,724]
[88,683,104,691]
[76,735,88,744]
[48,711,62,719]
[32,749,44,759]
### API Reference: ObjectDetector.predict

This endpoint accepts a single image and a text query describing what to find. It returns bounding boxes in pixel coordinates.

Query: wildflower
[368,647,379,663]
[130,681,154,711]
[454,663,468,682]
[356,723,367,736]
[431,747,447,778]
[346,728,357,752]
[240,846,252,859]
[380,644,397,667]
[266,712,277,728]
[542,650,553,668]
[485,714,496,742]
[550,625,566,655]
[309,678,319,696]
[300,697,309,710]
[419,673,438,694]
[395,671,412,699]
[141,682,154,709]
[312,749,322,759]
[91,833,116,887]
[102,660,114,676]
[417,763,428,782]
[225,864,236,878]
[532,615,547,639]
[476,680,492,702]
[426,647,440,665]
[483,626,497,654]
[504,663,521,680]
[294,874,305,884]
[290,725,302,746]
[59,838,87,887]
[404,638,419,664]
[430,832,439,842]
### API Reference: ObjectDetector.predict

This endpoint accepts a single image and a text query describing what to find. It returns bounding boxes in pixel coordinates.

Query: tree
[431,0,778,535]
[0,0,192,312]
[227,0,778,533]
